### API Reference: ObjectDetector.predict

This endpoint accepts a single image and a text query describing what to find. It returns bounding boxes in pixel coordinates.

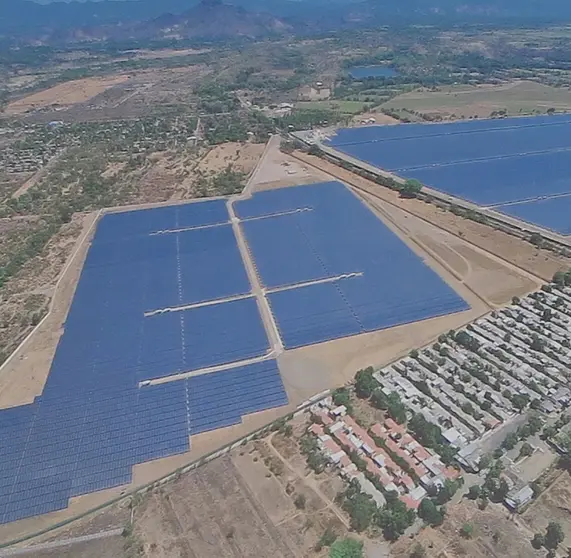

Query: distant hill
[1,0,290,41]
[3,0,571,43]
[135,0,291,40]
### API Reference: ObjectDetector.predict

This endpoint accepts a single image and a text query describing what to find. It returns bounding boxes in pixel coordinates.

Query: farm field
[5,76,131,115]
[326,113,571,235]
[382,80,571,120]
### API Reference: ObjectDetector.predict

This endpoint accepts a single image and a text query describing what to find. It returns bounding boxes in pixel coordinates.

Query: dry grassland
[382,80,571,119]
[522,470,571,541]
[196,142,265,175]
[392,500,543,558]
[130,437,349,558]
[0,213,92,409]
[119,48,210,60]
[6,76,131,115]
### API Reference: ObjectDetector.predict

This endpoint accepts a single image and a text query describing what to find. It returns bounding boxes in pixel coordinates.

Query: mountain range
[2,0,571,43]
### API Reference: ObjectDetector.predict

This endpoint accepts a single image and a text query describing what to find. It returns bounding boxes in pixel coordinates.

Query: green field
[382,80,571,119]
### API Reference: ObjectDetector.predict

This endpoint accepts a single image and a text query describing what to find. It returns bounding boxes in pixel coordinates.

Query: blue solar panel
[187,360,287,435]
[496,195,571,236]
[94,199,229,243]
[0,197,287,525]
[269,281,362,348]
[325,114,571,223]
[238,181,469,349]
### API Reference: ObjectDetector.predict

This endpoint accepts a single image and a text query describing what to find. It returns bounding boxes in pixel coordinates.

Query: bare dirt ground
[369,195,541,306]
[249,144,330,192]
[382,80,571,119]
[350,111,400,126]
[118,48,210,61]
[292,151,571,282]
[10,419,355,558]
[391,500,543,558]
[0,212,97,409]
[6,76,131,115]
[130,442,350,558]
[522,470,571,541]
[195,142,264,175]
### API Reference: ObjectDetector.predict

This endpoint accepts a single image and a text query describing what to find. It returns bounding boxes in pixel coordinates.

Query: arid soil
[6,76,131,115]
[391,500,544,558]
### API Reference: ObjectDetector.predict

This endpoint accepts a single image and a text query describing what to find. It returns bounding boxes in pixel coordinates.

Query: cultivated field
[5,76,131,115]
[382,80,571,120]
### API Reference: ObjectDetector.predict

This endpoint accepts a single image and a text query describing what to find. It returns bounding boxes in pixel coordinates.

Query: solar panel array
[326,114,571,235]
[237,181,470,349]
[0,199,287,525]
[0,182,470,524]
[497,195,571,236]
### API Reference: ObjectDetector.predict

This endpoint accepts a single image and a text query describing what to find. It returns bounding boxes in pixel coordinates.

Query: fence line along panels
[239,181,469,349]
[0,199,288,525]
[325,115,571,230]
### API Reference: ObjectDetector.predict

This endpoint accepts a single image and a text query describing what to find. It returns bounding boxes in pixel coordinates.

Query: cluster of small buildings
[372,285,571,471]
[308,398,460,510]
[1,116,200,177]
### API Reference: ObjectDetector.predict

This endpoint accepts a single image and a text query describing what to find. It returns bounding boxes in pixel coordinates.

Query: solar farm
[0,180,470,525]
[326,113,571,236]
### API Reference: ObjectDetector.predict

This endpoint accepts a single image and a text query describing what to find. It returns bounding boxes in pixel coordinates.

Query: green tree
[502,432,519,450]
[354,367,377,399]
[332,388,352,411]
[400,179,423,198]
[467,484,481,500]
[418,498,445,526]
[460,523,474,539]
[545,522,565,550]
[329,538,364,558]
[529,232,544,247]
[518,442,533,459]
[531,533,545,549]
[315,527,337,551]
[436,479,460,504]
[410,543,426,558]
[553,271,567,286]
[478,454,491,470]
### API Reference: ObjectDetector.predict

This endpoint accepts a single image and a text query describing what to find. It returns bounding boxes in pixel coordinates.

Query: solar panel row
[236,181,470,349]
[0,357,285,523]
[0,198,288,525]
[325,114,571,224]
[496,195,571,236]
[94,199,229,243]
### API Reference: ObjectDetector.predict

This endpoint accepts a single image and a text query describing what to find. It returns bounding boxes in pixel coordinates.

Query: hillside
[2,0,571,42]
